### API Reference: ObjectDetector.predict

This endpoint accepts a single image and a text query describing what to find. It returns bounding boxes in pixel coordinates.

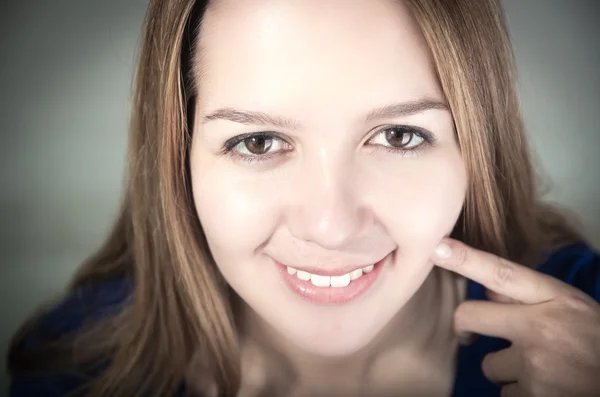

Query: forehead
[195,0,442,117]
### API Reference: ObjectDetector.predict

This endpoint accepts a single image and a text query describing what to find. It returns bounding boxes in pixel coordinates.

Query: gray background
[1,0,599,395]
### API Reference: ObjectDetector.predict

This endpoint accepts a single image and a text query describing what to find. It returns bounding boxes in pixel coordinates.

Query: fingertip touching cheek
[190,0,467,357]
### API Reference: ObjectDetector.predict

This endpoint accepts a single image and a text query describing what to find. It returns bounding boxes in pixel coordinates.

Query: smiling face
[189,0,467,357]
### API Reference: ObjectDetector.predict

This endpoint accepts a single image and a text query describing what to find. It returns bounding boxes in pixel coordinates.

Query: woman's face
[190,0,467,357]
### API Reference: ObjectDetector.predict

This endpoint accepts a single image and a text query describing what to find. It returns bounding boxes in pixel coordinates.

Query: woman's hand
[431,238,600,397]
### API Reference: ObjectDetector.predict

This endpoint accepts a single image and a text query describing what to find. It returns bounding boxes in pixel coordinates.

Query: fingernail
[435,242,452,259]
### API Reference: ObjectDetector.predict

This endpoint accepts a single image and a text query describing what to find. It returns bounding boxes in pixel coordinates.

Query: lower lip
[276,254,389,305]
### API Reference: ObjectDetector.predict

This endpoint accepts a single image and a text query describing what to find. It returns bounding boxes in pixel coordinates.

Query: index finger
[430,238,561,304]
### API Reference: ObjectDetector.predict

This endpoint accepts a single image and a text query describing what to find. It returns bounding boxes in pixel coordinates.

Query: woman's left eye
[367,125,432,152]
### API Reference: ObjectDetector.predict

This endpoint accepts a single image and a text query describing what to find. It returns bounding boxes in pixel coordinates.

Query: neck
[238,268,465,394]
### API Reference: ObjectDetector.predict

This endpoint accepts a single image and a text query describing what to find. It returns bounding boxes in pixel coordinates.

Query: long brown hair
[7,0,589,396]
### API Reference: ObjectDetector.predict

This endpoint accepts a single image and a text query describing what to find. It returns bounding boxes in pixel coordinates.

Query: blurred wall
[1,0,599,394]
[0,1,148,394]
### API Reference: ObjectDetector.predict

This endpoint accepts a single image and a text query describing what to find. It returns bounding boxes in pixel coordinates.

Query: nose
[286,151,372,251]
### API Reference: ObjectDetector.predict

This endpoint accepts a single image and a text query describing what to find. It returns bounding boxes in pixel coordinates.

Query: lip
[275,252,391,305]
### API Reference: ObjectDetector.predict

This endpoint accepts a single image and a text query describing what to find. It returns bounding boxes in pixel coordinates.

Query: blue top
[10,242,600,397]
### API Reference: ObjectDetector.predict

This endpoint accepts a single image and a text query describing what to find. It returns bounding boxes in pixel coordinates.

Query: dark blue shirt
[10,243,600,396]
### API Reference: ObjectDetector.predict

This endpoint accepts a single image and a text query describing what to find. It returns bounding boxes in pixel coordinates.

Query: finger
[500,382,521,397]
[431,238,561,304]
[454,300,525,340]
[482,347,522,385]
[486,289,519,304]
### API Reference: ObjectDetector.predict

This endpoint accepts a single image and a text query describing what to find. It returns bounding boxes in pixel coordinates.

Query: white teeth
[297,270,311,281]
[349,269,363,280]
[287,266,297,275]
[310,274,330,287]
[330,273,351,288]
[288,264,373,288]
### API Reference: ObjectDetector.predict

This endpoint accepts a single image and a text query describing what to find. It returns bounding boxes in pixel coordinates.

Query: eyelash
[219,125,437,164]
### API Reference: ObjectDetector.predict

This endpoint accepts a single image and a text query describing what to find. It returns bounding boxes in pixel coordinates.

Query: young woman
[8,0,600,396]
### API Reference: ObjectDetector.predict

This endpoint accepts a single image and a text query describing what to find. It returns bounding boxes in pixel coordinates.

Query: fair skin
[188,0,600,396]
[191,0,465,395]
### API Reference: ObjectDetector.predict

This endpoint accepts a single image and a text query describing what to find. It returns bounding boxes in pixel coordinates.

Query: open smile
[274,252,392,305]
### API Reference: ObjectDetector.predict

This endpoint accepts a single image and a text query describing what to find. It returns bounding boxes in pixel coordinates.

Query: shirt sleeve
[8,278,132,397]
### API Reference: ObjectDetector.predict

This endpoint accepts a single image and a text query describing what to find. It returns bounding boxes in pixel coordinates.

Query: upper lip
[273,253,390,277]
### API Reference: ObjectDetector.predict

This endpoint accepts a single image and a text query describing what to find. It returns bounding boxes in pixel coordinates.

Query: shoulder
[536,242,600,299]
[9,277,133,397]
[20,277,133,349]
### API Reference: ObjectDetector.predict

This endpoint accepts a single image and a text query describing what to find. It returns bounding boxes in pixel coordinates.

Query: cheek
[365,151,467,259]
[190,149,281,269]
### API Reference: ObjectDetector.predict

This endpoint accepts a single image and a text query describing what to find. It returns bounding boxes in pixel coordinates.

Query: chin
[280,314,389,358]
[302,332,381,359]
[300,339,373,358]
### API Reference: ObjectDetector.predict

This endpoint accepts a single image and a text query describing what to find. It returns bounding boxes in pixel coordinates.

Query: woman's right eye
[222,133,292,162]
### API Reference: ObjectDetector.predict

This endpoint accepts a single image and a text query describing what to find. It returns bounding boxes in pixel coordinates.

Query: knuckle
[492,257,515,288]
[559,292,593,314]
[534,317,560,344]
[523,350,555,390]
[453,246,469,269]
[523,349,546,374]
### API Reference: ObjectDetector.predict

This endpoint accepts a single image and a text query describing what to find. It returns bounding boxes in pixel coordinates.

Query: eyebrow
[202,99,448,129]
[364,99,448,122]
[203,108,300,129]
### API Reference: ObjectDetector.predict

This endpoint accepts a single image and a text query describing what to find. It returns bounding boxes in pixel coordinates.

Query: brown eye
[384,127,416,148]
[367,125,427,151]
[243,135,273,154]
[222,132,291,163]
